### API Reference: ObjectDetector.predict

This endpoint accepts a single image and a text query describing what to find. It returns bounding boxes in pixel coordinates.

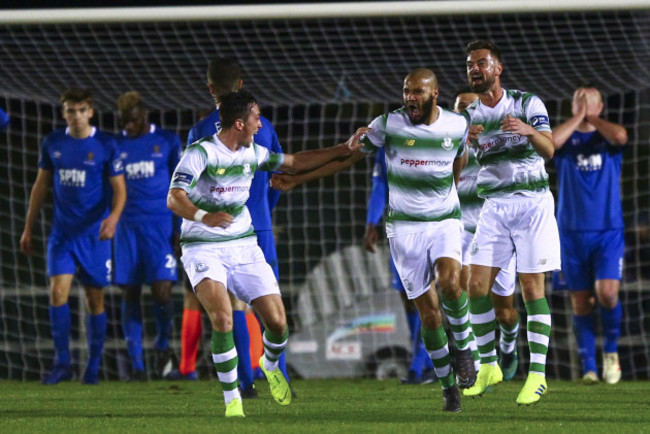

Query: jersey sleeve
[107,137,124,177]
[264,120,284,210]
[256,144,285,171]
[187,126,198,147]
[361,114,387,153]
[38,135,53,170]
[366,149,388,225]
[170,145,207,192]
[524,95,552,133]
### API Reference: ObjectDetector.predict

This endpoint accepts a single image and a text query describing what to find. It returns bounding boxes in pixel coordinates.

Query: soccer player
[113,91,182,380]
[363,147,436,385]
[272,68,475,412]
[166,57,286,398]
[454,88,520,380]
[167,88,365,417]
[20,88,126,385]
[552,86,628,384]
[461,40,560,405]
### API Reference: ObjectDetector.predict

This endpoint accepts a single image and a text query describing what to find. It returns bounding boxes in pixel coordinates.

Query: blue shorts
[389,256,405,292]
[113,219,177,286]
[47,229,112,287]
[559,228,624,290]
[256,229,279,280]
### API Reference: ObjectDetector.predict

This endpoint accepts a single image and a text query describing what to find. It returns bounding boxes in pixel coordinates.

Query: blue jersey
[115,124,182,222]
[39,127,123,235]
[187,109,283,231]
[0,107,9,130]
[554,130,625,231]
[366,147,387,225]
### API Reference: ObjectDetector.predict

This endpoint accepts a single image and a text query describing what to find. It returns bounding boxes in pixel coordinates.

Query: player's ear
[234,118,244,131]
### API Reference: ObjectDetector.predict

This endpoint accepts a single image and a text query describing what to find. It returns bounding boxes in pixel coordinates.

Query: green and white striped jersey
[361,106,467,237]
[457,148,483,234]
[462,89,552,199]
[169,134,284,245]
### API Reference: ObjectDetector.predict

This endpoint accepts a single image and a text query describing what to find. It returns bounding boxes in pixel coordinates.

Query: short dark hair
[60,88,94,106]
[465,40,502,63]
[207,57,242,97]
[453,85,475,99]
[219,89,257,130]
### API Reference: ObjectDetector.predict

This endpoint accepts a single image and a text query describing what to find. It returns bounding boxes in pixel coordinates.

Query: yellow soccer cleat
[516,373,547,405]
[259,356,291,406]
[225,398,245,418]
[463,364,503,397]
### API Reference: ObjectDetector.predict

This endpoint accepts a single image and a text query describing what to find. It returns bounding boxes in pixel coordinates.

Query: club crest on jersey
[470,241,479,256]
[195,261,209,273]
[243,163,251,176]
[84,152,96,166]
[442,136,454,151]
[53,151,62,159]
[404,139,415,146]
[152,145,163,158]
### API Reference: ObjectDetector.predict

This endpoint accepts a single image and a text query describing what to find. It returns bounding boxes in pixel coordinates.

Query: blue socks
[49,304,71,367]
[233,310,254,390]
[86,312,107,376]
[601,302,622,353]
[121,300,144,372]
[573,313,597,374]
[153,299,174,351]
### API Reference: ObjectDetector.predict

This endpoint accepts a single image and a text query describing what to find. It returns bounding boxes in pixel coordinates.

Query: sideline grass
[1,378,648,433]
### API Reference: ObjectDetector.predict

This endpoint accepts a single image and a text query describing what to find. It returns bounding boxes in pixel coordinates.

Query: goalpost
[0,1,648,381]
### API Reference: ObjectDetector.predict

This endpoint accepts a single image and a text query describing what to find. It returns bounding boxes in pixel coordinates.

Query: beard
[409,95,435,125]
[469,74,494,94]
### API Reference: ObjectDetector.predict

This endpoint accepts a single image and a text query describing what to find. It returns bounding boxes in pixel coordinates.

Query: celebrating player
[20,88,126,385]
[113,91,183,380]
[552,86,628,384]
[167,88,365,417]
[461,40,560,405]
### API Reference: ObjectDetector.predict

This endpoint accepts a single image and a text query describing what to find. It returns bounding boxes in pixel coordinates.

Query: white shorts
[462,230,516,296]
[181,242,280,304]
[389,219,463,300]
[469,191,561,273]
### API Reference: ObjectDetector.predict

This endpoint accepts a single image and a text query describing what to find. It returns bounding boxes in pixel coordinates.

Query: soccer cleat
[581,371,599,385]
[463,364,503,397]
[603,352,622,385]
[421,368,437,385]
[240,384,259,399]
[499,350,519,381]
[259,356,291,406]
[165,369,198,381]
[155,349,175,379]
[81,368,99,385]
[41,365,73,385]
[400,370,422,385]
[455,348,477,389]
[442,385,462,412]
[225,398,245,418]
[516,373,547,405]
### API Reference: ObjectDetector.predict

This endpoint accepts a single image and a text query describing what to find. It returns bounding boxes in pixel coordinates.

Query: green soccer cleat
[259,356,291,406]
[499,350,518,381]
[225,398,245,418]
[516,373,547,405]
[463,364,503,397]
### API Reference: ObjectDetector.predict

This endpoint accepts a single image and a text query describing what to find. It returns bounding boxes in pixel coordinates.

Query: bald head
[405,68,438,90]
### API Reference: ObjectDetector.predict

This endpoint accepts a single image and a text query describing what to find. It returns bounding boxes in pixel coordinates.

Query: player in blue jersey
[0,106,9,130]
[20,88,126,385]
[167,57,288,398]
[113,91,183,381]
[168,89,366,417]
[363,147,436,385]
[552,86,628,385]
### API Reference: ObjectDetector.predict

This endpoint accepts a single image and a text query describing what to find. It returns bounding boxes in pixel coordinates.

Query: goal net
[0,4,648,381]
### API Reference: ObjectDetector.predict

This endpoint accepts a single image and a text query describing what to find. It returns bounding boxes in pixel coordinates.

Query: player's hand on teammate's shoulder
[270,173,298,192]
[203,211,234,229]
[343,127,370,153]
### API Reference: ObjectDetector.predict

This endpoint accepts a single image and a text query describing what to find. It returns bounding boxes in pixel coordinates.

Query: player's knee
[494,306,517,327]
[597,292,619,310]
[208,310,233,332]
[49,286,68,306]
[85,292,105,314]
[419,308,442,330]
[467,277,485,298]
[262,312,287,336]
[151,281,172,304]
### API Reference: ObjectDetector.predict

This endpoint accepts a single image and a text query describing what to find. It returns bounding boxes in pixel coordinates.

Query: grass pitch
[1,378,647,433]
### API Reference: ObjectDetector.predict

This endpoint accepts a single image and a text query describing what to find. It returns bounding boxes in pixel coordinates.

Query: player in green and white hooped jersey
[168,89,367,417]
[271,68,473,412]
[461,40,560,405]
[454,90,520,380]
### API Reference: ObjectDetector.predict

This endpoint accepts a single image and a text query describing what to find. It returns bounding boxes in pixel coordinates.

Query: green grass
[1,378,648,433]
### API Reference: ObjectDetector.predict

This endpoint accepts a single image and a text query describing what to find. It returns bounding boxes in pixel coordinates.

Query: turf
[1,378,647,433]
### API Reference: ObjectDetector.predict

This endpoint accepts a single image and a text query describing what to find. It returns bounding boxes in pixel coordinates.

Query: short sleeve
[170,145,207,192]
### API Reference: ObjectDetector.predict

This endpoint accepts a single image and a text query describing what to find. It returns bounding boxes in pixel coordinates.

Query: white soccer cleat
[581,371,599,385]
[603,352,621,384]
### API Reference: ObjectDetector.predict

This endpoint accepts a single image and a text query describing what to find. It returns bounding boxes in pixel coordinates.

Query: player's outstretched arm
[99,174,127,240]
[271,151,365,192]
[20,169,52,255]
[167,188,234,229]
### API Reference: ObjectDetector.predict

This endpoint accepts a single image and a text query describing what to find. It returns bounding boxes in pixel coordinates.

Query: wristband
[193,209,208,223]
